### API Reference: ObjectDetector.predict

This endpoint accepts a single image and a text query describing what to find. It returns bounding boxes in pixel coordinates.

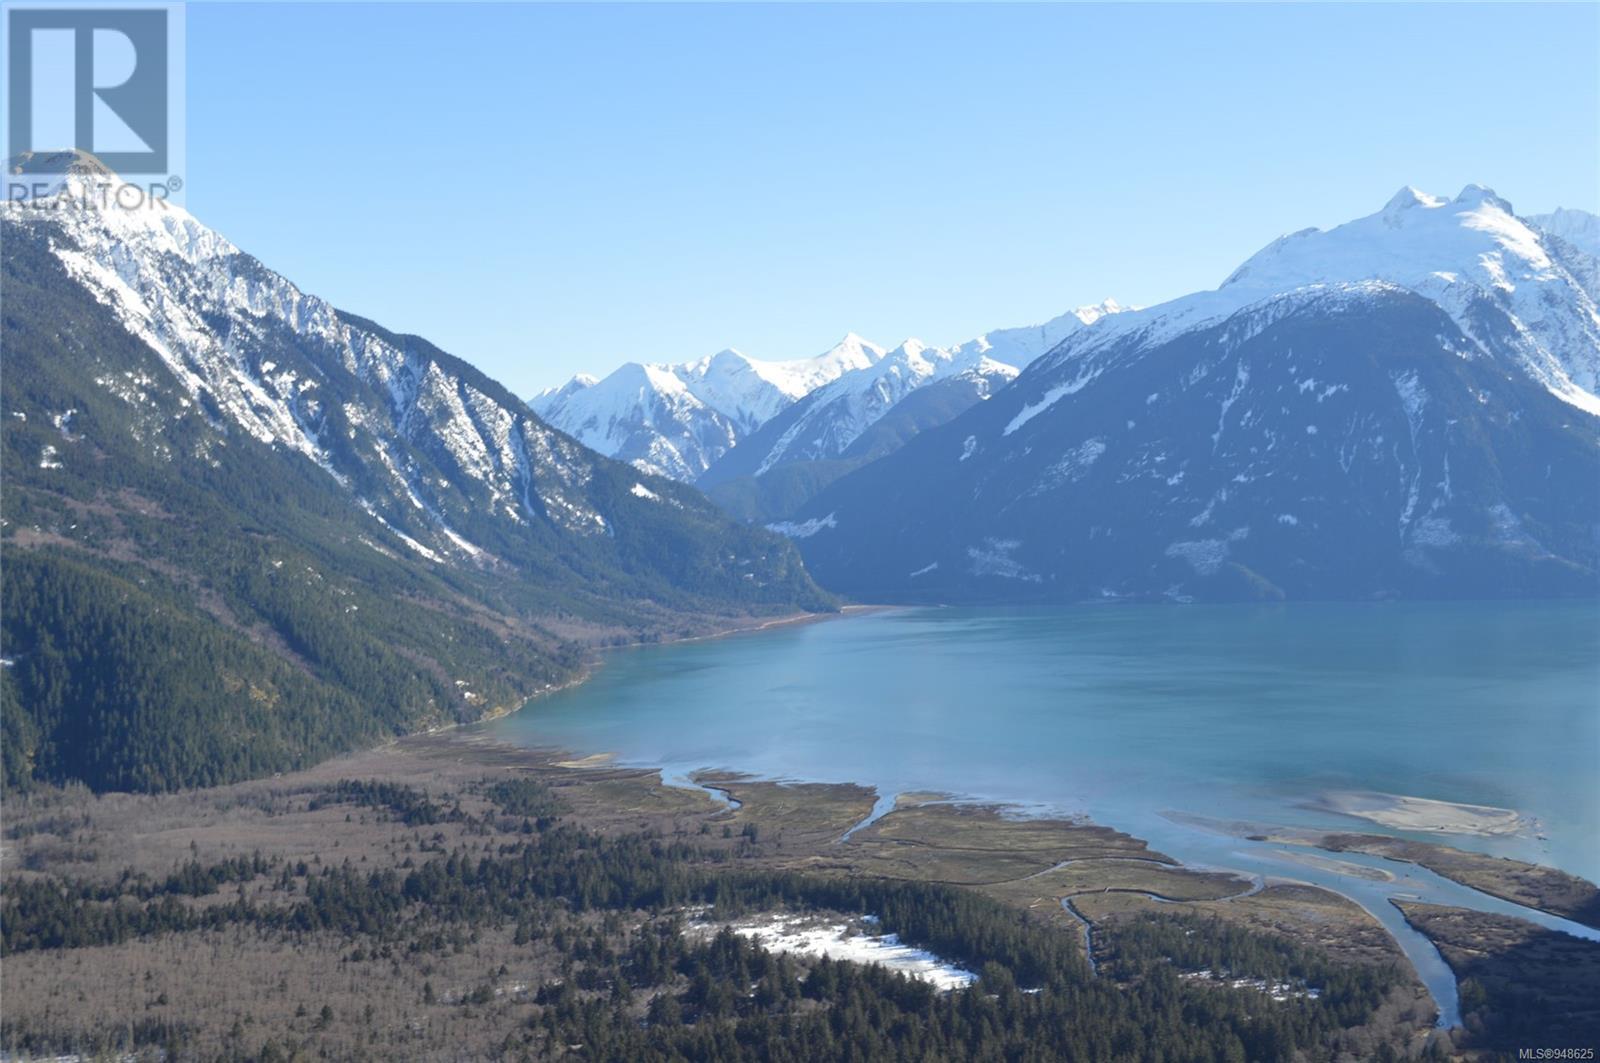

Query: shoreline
[17,722,1600,1046]
[414,602,897,742]
[2,727,1461,1056]
[511,735,1600,1033]
[507,733,1600,935]
[639,603,898,649]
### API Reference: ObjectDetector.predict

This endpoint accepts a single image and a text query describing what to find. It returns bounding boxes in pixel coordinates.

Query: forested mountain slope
[0,152,828,793]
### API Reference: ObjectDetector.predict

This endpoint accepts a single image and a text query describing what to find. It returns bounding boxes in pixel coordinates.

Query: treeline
[483,776,566,824]
[2,784,1411,1061]
[520,923,1409,1063]
[309,779,459,826]
[0,545,576,793]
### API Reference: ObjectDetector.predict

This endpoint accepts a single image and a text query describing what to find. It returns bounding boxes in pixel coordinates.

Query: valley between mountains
[545,185,1600,604]
[4,153,1599,1060]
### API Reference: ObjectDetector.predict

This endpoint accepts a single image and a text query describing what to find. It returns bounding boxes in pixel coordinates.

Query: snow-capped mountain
[702,342,1014,480]
[8,166,591,556]
[542,299,1130,506]
[1015,187,1600,415]
[783,186,1600,602]
[708,303,1127,473]
[531,335,886,480]
[2,151,829,788]
[1530,207,1600,261]
[1529,207,1600,305]
[695,302,1128,520]
[942,299,1127,369]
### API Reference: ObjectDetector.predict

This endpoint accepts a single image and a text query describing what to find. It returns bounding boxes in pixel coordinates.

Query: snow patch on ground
[1180,969,1321,1002]
[701,914,977,992]
[1165,539,1229,576]
[1408,515,1459,547]
[967,538,1040,582]
[1004,366,1102,436]
[1212,361,1250,452]
[768,513,837,539]
[1030,437,1107,495]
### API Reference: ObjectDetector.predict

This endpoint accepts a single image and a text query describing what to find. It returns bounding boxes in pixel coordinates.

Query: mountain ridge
[780,189,1600,603]
[534,302,1129,490]
[1,154,831,793]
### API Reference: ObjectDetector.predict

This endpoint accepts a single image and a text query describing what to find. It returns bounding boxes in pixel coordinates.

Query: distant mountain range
[0,151,828,793]
[783,187,1600,602]
[534,300,1127,517]
[530,334,887,480]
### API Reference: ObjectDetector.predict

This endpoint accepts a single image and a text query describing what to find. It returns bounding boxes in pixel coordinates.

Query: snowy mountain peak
[950,299,1130,371]
[699,348,751,369]
[888,338,931,361]
[1071,299,1128,327]
[8,148,113,185]
[821,332,889,368]
[533,374,597,405]
[1034,185,1600,416]
[1529,207,1600,260]
[1216,184,1563,310]
[782,188,1600,605]
[530,333,895,480]
[4,153,243,284]
[1454,183,1513,214]
[1383,185,1447,214]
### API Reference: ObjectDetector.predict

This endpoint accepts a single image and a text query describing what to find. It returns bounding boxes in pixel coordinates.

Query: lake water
[485,601,1600,1024]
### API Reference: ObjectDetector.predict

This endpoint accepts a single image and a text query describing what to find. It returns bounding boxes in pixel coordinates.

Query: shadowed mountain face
[785,190,1600,603]
[0,155,829,792]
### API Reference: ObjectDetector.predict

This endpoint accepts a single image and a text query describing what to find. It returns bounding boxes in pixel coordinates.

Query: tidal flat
[481,600,1600,1037]
[6,728,1595,1057]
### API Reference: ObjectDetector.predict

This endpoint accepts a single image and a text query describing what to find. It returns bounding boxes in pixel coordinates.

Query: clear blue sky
[184,2,1600,395]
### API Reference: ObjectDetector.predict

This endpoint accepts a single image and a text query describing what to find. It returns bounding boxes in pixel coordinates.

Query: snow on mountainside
[7,163,595,553]
[544,301,1130,491]
[1,151,824,608]
[1530,207,1600,261]
[2,151,830,794]
[697,341,1016,488]
[711,301,1133,480]
[751,340,1019,473]
[1530,207,1600,306]
[693,301,1129,520]
[784,186,1600,603]
[1028,187,1600,416]
[944,299,1127,369]
[531,335,885,480]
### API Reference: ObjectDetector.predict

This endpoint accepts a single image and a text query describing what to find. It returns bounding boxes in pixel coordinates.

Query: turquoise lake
[485,601,1600,1023]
